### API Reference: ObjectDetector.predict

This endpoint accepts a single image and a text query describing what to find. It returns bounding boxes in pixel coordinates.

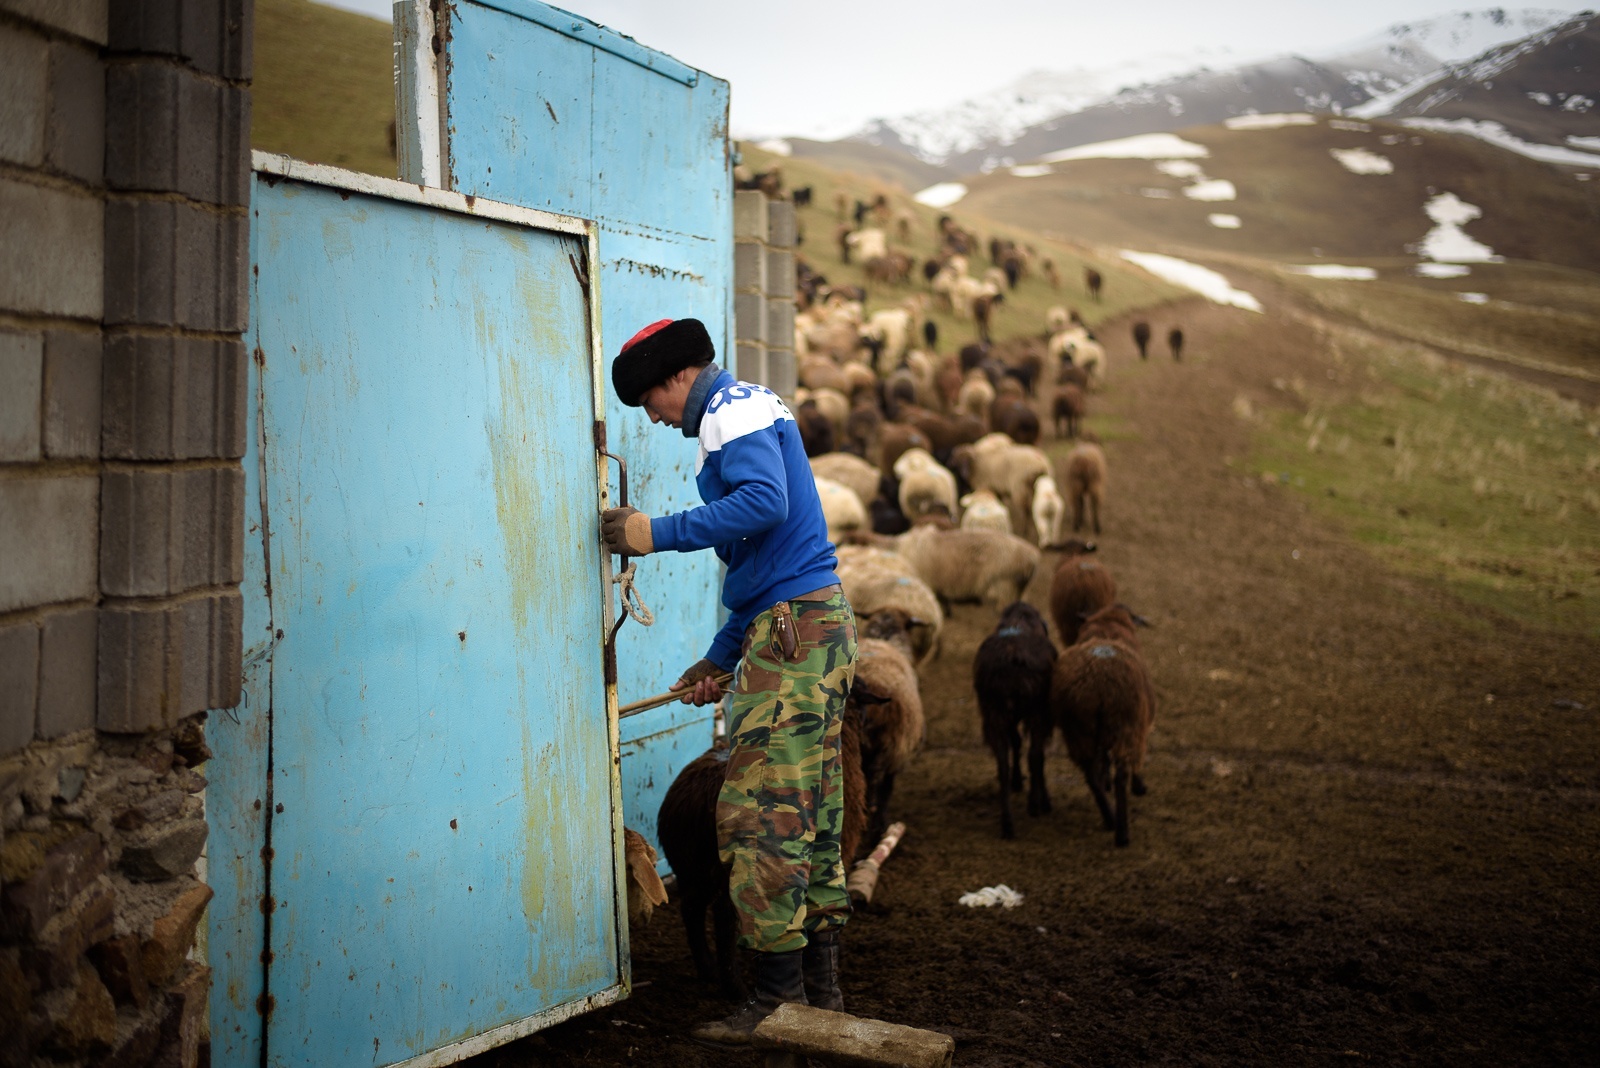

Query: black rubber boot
[690,948,808,1048]
[801,929,844,1011]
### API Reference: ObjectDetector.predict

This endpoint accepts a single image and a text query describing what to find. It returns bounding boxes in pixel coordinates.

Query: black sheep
[1169,327,1185,362]
[973,601,1058,839]
[1132,321,1151,360]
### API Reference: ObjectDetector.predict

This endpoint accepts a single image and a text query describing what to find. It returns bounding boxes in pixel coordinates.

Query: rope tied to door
[613,559,655,627]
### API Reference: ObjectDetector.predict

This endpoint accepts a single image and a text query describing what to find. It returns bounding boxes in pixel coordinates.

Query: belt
[790,583,842,603]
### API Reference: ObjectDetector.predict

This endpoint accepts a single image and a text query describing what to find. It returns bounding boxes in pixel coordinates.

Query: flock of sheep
[637,176,1179,998]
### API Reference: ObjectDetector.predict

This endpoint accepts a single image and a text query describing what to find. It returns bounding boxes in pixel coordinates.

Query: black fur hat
[611,318,715,407]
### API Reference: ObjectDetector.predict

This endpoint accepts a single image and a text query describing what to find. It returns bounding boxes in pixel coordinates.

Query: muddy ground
[474,297,1600,1067]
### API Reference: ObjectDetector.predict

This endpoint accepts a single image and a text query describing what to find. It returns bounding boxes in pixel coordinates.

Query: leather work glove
[601,506,654,556]
[670,657,725,706]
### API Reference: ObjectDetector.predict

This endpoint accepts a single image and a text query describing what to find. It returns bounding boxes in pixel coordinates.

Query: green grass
[253,0,396,177]
[1252,332,1600,634]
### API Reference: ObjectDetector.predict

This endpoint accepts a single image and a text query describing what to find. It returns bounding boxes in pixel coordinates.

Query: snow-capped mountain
[831,8,1582,172]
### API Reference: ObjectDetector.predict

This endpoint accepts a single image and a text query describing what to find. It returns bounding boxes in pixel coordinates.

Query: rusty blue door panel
[435,0,731,858]
[218,159,621,1067]
[205,403,275,1065]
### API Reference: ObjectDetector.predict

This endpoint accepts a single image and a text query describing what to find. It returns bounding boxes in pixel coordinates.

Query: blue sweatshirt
[649,368,839,670]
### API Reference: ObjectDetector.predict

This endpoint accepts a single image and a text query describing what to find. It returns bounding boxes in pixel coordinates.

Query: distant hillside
[776,137,955,193]
[957,115,1600,274]
[1374,13,1599,147]
[253,0,395,177]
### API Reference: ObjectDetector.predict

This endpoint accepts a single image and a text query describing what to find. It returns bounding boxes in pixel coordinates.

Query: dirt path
[477,298,1600,1067]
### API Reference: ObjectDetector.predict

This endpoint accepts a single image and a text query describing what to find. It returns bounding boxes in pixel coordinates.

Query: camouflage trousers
[716,588,858,953]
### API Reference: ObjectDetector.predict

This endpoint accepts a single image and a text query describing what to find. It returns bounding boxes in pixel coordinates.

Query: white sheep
[810,452,881,510]
[835,552,943,664]
[1045,305,1071,334]
[814,475,868,543]
[794,386,851,439]
[1048,325,1090,365]
[1030,473,1065,547]
[957,370,995,425]
[881,524,1041,608]
[865,307,913,366]
[845,227,888,263]
[959,489,1011,534]
[1072,338,1107,387]
[969,439,1052,541]
[892,447,958,520]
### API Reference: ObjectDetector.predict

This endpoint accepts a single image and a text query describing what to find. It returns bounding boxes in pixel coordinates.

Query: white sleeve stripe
[700,386,793,454]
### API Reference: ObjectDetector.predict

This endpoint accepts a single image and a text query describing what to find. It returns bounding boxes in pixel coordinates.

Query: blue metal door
[209,155,624,1067]
[398,0,734,859]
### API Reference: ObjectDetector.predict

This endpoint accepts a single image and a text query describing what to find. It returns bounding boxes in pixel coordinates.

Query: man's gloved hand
[601,506,654,556]
[669,657,726,706]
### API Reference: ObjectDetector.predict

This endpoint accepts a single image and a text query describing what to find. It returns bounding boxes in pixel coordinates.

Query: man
[600,318,858,1045]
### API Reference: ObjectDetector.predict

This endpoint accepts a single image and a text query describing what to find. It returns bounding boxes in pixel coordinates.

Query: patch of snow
[1225,112,1316,130]
[1418,192,1502,263]
[1350,67,1453,119]
[1458,292,1490,304]
[1041,133,1210,163]
[1416,263,1472,278]
[1569,136,1600,150]
[755,138,792,157]
[1009,164,1053,178]
[1563,94,1595,113]
[1330,119,1372,132]
[1184,179,1237,202]
[1528,91,1554,105]
[1330,147,1394,174]
[914,182,968,208]
[1120,251,1262,312]
[1578,173,1593,181]
[1139,188,1174,199]
[1209,214,1242,229]
[1401,117,1600,166]
[1286,264,1378,279]
[1156,160,1205,179]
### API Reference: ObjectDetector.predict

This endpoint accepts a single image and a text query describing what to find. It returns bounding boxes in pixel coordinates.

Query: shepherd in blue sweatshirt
[601,318,859,1046]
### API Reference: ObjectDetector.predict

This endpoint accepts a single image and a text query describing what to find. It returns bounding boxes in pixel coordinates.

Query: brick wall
[0,1,250,1064]
[732,189,797,397]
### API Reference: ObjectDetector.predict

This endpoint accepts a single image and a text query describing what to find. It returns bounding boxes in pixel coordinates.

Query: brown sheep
[1048,542,1113,646]
[1053,384,1085,439]
[656,708,872,1001]
[991,396,1040,445]
[854,611,927,844]
[799,355,850,395]
[1066,441,1107,534]
[1169,327,1185,362]
[1084,266,1103,302]
[1132,321,1151,360]
[1052,637,1154,846]
[973,601,1057,839]
[875,421,932,478]
[796,400,835,457]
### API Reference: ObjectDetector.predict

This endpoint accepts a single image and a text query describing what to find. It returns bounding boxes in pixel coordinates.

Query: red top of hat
[622,319,674,352]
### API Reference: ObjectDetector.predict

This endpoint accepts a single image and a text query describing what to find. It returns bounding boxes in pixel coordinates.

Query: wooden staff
[846,821,906,904]
[617,673,734,719]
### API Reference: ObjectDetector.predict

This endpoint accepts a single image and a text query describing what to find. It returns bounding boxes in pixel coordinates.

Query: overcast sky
[318,2,1584,139]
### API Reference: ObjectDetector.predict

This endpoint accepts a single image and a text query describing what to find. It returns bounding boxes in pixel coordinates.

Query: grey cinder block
[102,335,245,459]
[1,0,110,44]
[47,40,104,183]
[104,199,247,331]
[0,475,98,614]
[764,297,795,351]
[100,466,244,597]
[766,347,796,400]
[734,241,766,293]
[735,342,764,384]
[0,25,48,168]
[0,178,104,319]
[108,0,251,81]
[733,190,768,242]
[734,291,765,343]
[105,62,248,206]
[765,247,795,299]
[0,329,44,462]
[767,199,797,249]
[0,621,40,755]
[98,590,241,731]
[38,608,97,739]
[43,328,102,459]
